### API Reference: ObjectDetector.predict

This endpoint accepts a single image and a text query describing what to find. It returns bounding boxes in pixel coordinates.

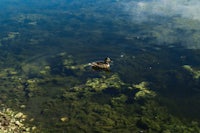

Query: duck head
[104,57,111,64]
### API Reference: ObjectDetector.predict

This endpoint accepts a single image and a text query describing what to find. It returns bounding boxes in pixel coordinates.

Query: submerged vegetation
[183,65,200,79]
[0,0,200,132]
[0,51,199,132]
[0,106,37,133]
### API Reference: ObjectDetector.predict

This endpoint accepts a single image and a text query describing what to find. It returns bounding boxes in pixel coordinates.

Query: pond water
[0,0,200,132]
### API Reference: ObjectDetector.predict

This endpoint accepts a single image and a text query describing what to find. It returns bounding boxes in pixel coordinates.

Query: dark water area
[1,0,200,132]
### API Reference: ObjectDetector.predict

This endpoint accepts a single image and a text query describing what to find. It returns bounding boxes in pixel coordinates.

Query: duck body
[90,61,110,69]
[89,57,111,70]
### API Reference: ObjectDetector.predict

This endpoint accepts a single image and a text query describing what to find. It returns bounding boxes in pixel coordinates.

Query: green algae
[135,100,200,133]
[85,74,125,91]
[3,32,20,40]
[111,94,127,106]
[183,65,200,79]
[63,57,88,70]
[131,81,156,100]
[0,50,199,132]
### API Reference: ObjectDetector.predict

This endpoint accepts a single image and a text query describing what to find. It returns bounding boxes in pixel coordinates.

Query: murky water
[0,0,200,132]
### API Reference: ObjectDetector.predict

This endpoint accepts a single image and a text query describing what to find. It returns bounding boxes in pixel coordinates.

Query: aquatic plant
[111,94,128,106]
[85,74,125,92]
[135,100,200,133]
[2,32,20,41]
[0,0,200,132]
[183,65,200,79]
[130,81,156,100]
[63,58,88,70]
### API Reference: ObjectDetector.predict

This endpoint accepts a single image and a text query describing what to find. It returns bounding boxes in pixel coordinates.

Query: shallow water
[0,0,200,132]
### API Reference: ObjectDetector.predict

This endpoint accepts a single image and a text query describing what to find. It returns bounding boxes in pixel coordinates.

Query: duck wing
[89,61,104,67]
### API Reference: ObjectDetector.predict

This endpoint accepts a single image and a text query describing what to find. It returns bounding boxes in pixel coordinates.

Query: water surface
[0,0,200,132]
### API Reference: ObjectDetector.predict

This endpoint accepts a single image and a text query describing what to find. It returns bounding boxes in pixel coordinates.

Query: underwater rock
[183,65,200,79]
[131,81,156,100]
[14,112,24,119]
[0,107,36,133]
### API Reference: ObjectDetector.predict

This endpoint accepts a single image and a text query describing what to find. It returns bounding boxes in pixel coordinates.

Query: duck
[89,57,112,70]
